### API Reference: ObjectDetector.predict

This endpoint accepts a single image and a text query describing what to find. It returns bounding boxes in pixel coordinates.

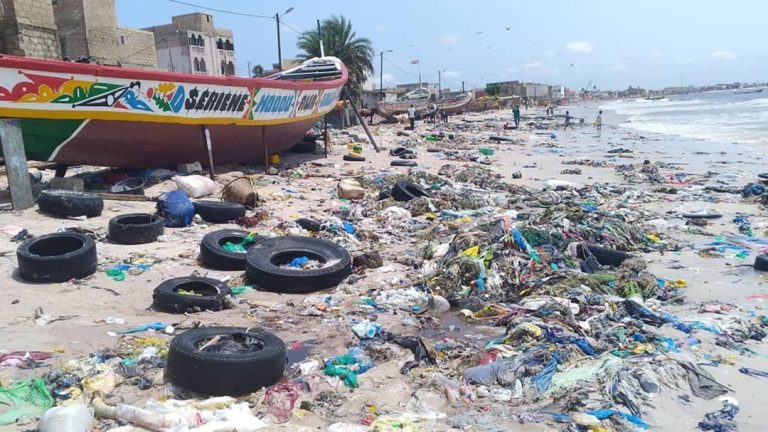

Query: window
[193,58,200,72]
[197,35,204,47]
[199,58,206,73]
[217,38,224,50]
[188,35,195,46]
[119,35,126,45]
[221,60,226,76]
[226,61,235,76]
[206,15,211,22]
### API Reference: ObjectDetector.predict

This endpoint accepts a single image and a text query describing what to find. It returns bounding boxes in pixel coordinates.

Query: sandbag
[222,177,259,208]
[157,189,195,227]
[38,405,94,432]
[175,175,216,198]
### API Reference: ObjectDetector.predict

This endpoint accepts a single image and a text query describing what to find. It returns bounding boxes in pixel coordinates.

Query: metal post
[438,70,442,100]
[247,61,252,77]
[323,114,329,158]
[462,81,465,93]
[317,19,325,57]
[379,51,384,101]
[276,13,282,71]
[0,119,34,210]
[201,126,215,180]
[262,126,269,172]
[343,87,379,152]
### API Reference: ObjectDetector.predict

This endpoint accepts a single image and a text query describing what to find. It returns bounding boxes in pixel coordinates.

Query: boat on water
[645,95,665,100]
[734,88,764,94]
[0,55,347,168]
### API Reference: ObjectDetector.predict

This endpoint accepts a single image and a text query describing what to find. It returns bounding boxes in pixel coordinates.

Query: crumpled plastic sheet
[679,361,731,400]
[0,378,54,425]
[263,382,303,423]
[698,398,739,432]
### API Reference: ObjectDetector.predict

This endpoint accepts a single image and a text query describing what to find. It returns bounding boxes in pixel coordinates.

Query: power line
[168,0,273,19]
[383,57,419,77]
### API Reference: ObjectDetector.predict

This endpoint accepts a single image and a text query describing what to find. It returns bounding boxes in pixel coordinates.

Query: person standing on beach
[564,110,573,129]
[595,110,603,131]
[407,104,416,130]
[513,104,521,127]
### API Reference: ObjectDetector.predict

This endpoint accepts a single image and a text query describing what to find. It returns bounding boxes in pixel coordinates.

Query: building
[53,0,156,68]
[524,83,551,99]
[0,0,60,59]
[395,82,437,97]
[147,13,236,77]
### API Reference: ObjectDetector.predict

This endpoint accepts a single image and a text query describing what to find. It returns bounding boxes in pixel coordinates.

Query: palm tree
[296,15,373,99]
[251,64,264,77]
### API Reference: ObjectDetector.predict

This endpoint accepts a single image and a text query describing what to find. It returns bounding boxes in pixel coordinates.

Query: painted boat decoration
[0,55,347,168]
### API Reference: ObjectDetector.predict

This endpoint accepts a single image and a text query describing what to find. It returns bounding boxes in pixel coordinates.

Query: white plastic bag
[38,405,94,432]
[176,175,216,198]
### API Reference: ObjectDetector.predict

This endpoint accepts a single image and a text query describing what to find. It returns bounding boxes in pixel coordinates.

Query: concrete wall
[115,27,156,68]
[0,0,61,59]
[52,0,86,59]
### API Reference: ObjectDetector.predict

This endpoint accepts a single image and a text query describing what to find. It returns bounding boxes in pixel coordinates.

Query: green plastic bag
[0,378,55,425]
[222,232,257,253]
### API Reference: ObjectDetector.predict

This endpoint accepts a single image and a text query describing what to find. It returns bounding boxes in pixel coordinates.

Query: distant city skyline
[117,0,766,91]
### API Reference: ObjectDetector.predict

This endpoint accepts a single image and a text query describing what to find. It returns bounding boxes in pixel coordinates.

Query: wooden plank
[201,126,216,180]
[0,119,34,210]
[98,193,156,202]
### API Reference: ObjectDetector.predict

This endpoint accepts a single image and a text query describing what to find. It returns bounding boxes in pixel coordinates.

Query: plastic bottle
[37,405,93,432]
[115,404,186,431]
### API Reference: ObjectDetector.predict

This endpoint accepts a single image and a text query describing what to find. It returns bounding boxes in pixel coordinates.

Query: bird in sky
[475,31,484,35]
[505,26,512,31]
[569,63,575,67]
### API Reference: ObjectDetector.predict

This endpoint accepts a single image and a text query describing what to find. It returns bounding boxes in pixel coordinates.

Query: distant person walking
[564,110,573,129]
[407,104,416,130]
[595,110,603,131]
[513,104,521,128]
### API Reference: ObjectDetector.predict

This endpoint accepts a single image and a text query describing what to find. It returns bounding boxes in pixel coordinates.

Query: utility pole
[275,13,282,71]
[462,81,465,93]
[379,49,393,101]
[247,61,252,77]
[317,19,325,57]
[438,70,441,100]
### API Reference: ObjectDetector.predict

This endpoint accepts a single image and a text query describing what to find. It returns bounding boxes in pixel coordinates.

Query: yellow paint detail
[156,83,177,93]
[19,84,56,102]
[0,106,335,126]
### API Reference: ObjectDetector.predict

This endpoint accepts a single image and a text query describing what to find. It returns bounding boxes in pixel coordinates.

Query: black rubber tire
[245,236,352,293]
[755,254,768,271]
[17,232,97,282]
[391,181,431,202]
[389,147,408,156]
[399,153,417,159]
[38,190,103,217]
[683,212,722,219]
[426,148,442,153]
[288,140,317,153]
[577,244,631,267]
[200,229,255,270]
[109,177,145,195]
[193,201,246,224]
[153,277,232,313]
[166,327,286,396]
[757,173,768,180]
[343,154,366,162]
[108,213,164,245]
[391,160,418,167]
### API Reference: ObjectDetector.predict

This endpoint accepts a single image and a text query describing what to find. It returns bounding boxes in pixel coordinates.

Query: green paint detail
[20,119,84,161]
[152,93,172,112]
[51,82,124,104]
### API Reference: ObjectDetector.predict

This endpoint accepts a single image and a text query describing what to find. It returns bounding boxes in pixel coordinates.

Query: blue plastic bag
[157,189,194,227]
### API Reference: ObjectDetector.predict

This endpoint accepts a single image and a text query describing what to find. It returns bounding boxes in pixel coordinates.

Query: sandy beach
[1,104,767,431]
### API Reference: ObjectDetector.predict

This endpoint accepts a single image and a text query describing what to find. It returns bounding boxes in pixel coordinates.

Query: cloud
[544,50,557,59]
[506,67,519,74]
[441,34,458,45]
[650,51,663,58]
[566,41,593,54]
[375,25,387,32]
[676,57,694,65]
[382,73,395,84]
[523,61,544,70]
[443,70,461,78]
[710,50,736,60]
[607,62,628,73]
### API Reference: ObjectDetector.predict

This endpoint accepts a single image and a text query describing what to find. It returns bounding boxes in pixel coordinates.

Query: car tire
[289,140,317,153]
[245,236,352,293]
[153,277,232,313]
[166,326,286,395]
[755,254,768,271]
[296,218,322,232]
[38,190,103,218]
[391,181,431,202]
[200,229,255,270]
[683,212,722,219]
[391,160,418,167]
[109,213,164,245]
[577,243,631,267]
[343,154,366,162]
[193,201,246,224]
[17,232,97,282]
[109,177,145,195]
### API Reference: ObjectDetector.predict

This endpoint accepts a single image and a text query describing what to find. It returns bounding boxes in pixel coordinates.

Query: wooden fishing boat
[438,92,473,114]
[0,55,347,168]
[376,98,432,120]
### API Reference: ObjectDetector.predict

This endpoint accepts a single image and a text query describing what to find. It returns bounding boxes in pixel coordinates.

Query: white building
[146,13,236,77]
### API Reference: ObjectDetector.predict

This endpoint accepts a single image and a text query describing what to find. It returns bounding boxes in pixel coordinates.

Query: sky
[116,0,767,91]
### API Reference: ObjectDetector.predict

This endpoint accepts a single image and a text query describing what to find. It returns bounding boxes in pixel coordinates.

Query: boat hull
[0,55,347,167]
[23,117,318,168]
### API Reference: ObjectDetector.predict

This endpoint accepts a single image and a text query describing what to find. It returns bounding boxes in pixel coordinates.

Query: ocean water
[601,89,768,147]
